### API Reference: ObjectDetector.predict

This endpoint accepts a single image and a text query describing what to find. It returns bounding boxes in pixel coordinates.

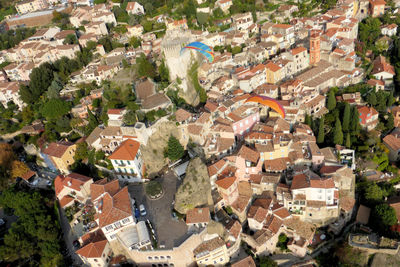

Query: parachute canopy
[245,95,285,118]
[181,42,214,63]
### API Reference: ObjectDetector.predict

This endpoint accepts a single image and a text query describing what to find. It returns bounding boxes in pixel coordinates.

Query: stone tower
[309,30,321,65]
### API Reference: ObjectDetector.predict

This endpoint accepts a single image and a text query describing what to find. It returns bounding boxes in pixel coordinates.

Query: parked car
[139,204,147,216]
[135,208,140,218]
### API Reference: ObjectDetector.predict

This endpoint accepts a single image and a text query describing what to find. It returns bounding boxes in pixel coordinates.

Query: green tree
[350,106,360,134]
[197,12,208,25]
[387,91,395,107]
[136,53,156,78]
[386,113,394,131]
[327,89,336,111]
[333,118,343,145]
[123,110,137,126]
[367,91,377,106]
[86,108,99,135]
[343,102,351,132]
[345,132,351,148]
[63,33,78,45]
[305,114,312,127]
[40,99,70,120]
[165,135,184,162]
[259,255,278,267]
[129,36,141,48]
[365,183,385,203]
[158,60,170,83]
[74,142,89,162]
[317,116,325,144]
[373,203,397,227]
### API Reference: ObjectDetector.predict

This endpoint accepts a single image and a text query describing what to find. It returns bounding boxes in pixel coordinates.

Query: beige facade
[16,0,48,15]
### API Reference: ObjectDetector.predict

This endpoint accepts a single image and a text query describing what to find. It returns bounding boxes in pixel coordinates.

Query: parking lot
[128,171,190,249]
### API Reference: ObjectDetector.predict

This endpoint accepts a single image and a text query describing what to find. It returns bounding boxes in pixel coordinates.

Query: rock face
[141,121,187,176]
[174,157,212,214]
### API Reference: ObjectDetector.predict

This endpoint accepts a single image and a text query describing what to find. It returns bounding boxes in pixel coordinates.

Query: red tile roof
[238,145,260,163]
[98,186,132,227]
[42,141,74,158]
[54,173,92,196]
[216,176,237,190]
[90,178,120,201]
[186,207,210,224]
[108,139,140,161]
[232,256,256,267]
[76,240,107,258]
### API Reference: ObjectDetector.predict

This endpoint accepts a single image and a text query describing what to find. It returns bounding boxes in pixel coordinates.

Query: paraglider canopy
[181,41,214,63]
[245,95,286,119]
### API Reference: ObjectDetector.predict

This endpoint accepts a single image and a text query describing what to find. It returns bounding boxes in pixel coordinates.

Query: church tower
[309,30,321,65]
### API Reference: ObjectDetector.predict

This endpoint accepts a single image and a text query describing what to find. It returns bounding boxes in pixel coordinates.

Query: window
[94,259,98,262]
[127,160,130,165]
[148,257,153,260]
[105,225,113,231]
[167,256,171,259]
[122,217,130,224]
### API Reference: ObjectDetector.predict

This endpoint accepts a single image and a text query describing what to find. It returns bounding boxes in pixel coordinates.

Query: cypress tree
[327,90,336,111]
[333,117,343,145]
[343,102,350,132]
[305,114,312,127]
[345,133,351,148]
[317,116,325,144]
[350,106,360,134]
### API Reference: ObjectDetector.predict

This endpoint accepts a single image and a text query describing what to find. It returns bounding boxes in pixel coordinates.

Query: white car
[139,204,147,216]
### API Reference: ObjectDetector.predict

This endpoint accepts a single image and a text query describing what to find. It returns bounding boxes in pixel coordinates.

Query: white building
[126,2,145,15]
[109,139,144,183]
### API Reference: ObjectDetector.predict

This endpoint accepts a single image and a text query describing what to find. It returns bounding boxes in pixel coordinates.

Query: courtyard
[128,171,190,249]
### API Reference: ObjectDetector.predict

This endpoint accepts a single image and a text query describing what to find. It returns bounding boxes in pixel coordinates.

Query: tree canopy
[165,135,184,162]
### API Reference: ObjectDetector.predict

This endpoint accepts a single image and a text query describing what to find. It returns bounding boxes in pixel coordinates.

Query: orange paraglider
[245,95,285,118]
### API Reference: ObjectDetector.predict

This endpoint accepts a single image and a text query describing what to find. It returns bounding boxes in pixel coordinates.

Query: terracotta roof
[232,256,256,267]
[265,61,281,72]
[372,55,395,75]
[284,217,315,240]
[135,79,155,100]
[207,159,227,177]
[383,134,400,151]
[90,178,120,201]
[237,145,259,163]
[309,178,335,188]
[193,237,225,256]
[54,173,92,196]
[98,186,132,227]
[216,176,237,190]
[264,214,283,234]
[227,220,242,239]
[319,165,342,174]
[186,207,210,224]
[264,158,290,172]
[108,139,140,161]
[291,174,308,190]
[197,112,211,124]
[340,196,355,212]
[76,240,107,258]
[21,170,36,181]
[59,195,74,208]
[142,93,170,109]
[42,141,74,158]
[356,205,371,224]
[273,206,291,219]
[205,101,218,112]
[175,108,192,122]
[247,205,267,223]
[291,47,307,55]
[253,198,272,209]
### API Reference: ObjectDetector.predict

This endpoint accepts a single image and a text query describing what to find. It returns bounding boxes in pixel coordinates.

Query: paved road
[128,171,188,249]
[59,208,83,266]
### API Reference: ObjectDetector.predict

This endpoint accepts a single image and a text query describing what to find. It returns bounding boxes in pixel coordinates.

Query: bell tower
[309,30,321,65]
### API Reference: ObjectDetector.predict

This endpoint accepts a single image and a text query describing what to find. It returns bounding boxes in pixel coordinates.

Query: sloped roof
[108,139,140,161]
[186,207,210,224]
[98,187,132,227]
[90,178,120,201]
[76,240,107,258]
[54,173,92,196]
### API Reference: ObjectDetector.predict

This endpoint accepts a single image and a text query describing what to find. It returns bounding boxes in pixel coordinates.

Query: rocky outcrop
[141,121,187,176]
[174,157,212,214]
